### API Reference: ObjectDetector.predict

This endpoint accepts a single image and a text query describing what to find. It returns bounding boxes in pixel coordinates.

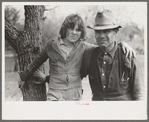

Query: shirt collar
[98,41,117,59]
[57,36,78,47]
[58,37,65,46]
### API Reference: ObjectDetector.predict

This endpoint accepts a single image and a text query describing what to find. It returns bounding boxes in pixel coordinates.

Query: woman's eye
[76,29,81,31]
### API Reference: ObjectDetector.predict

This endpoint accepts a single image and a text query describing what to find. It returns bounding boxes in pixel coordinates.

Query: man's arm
[131,58,144,100]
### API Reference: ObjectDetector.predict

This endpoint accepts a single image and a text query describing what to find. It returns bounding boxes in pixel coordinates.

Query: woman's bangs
[68,22,75,29]
[78,18,85,32]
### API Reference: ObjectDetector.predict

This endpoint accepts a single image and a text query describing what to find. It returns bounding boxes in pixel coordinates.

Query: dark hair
[59,14,86,40]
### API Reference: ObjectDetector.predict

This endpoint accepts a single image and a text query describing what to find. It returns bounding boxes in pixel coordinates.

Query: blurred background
[4,2,146,101]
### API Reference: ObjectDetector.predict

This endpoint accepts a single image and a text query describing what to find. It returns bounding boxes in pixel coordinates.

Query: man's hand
[120,41,136,58]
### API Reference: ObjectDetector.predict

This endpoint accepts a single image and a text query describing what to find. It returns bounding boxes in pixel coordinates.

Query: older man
[81,9,144,101]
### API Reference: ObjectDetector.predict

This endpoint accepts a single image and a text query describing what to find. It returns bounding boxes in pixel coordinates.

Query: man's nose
[99,32,106,38]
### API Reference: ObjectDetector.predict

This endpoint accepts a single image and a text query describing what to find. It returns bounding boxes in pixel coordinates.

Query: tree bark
[5,5,47,101]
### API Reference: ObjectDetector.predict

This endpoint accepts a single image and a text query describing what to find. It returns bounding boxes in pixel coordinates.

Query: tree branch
[5,18,20,52]
[45,5,59,11]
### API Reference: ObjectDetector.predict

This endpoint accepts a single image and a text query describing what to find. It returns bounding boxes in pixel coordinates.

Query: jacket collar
[51,37,82,59]
[51,37,64,58]
[58,37,76,47]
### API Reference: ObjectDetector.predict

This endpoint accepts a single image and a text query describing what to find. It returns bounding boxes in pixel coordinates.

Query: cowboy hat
[87,9,122,30]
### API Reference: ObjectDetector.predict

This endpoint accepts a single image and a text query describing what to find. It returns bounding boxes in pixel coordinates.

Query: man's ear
[113,32,117,39]
[113,30,117,36]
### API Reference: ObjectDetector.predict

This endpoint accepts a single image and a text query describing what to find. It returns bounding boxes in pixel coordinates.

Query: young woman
[19,14,135,101]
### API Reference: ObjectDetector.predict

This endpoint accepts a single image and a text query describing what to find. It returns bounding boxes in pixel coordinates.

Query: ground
[4,55,144,101]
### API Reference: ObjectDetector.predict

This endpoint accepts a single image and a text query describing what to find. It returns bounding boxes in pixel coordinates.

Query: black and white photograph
[2,2,147,120]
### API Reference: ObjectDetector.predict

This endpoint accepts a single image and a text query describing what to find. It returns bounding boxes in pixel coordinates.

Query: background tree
[5,6,23,72]
[5,5,47,101]
[5,6,20,49]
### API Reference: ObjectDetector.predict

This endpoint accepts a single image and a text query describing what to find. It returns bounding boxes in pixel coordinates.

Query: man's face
[95,29,116,48]
[66,24,81,43]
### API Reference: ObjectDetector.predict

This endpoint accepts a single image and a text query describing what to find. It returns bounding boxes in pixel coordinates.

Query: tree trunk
[5,5,47,101]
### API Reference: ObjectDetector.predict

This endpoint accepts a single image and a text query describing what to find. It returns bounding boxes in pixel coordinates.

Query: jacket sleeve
[20,44,49,81]
[131,58,145,100]
[80,42,96,79]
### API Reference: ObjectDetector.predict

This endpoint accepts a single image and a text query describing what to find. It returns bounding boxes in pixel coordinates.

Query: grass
[4,55,145,101]
[5,72,23,101]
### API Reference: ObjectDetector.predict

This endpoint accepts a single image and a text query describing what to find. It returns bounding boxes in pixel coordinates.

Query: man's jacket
[81,45,144,101]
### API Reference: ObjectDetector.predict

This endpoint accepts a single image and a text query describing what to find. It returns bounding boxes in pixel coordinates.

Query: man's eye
[104,30,111,33]
[104,30,108,33]
[95,31,101,33]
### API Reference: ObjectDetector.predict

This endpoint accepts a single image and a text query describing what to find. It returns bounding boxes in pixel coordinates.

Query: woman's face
[66,24,81,43]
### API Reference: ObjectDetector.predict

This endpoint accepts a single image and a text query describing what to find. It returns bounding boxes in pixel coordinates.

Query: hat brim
[87,25,122,30]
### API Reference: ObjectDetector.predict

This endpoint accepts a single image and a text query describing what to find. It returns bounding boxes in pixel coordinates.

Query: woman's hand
[32,69,46,84]
[18,69,49,89]
[120,41,136,58]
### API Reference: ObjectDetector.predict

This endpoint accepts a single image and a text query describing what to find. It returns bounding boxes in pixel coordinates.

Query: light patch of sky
[7,2,146,29]
[44,4,87,19]
[125,3,147,28]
